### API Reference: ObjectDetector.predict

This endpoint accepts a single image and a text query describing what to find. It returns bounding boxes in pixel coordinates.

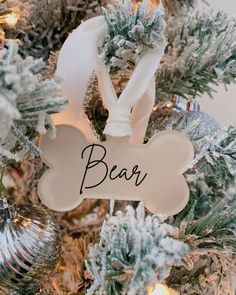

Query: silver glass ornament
[0,197,61,295]
[148,98,221,140]
[166,100,221,140]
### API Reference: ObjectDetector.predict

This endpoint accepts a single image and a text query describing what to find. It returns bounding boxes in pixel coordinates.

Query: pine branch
[168,202,236,294]
[17,0,108,60]
[0,40,67,164]
[156,11,236,99]
[193,125,236,189]
[183,203,236,249]
[86,202,188,295]
[100,0,166,70]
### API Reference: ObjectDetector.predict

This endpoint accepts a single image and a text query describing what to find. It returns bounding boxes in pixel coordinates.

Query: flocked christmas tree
[0,0,236,294]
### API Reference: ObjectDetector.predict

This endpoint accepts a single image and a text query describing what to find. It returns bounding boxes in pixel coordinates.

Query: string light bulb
[133,0,161,14]
[148,284,170,295]
[0,7,19,27]
[5,12,19,27]
[148,283,178,295]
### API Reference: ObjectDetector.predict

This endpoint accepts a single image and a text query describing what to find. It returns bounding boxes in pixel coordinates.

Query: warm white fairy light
[5,12,19,27]
[0,8,19,28]
[148,283,178,295]
[133,0,161,13]
[148,284,170,295]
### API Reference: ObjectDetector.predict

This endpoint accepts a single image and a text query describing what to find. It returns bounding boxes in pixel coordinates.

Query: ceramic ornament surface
[38,125,194,216]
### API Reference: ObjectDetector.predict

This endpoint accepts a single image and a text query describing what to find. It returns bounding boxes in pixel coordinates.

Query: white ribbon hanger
[97,48,165,143]
[54,16,107,141]
[55,8,166,143]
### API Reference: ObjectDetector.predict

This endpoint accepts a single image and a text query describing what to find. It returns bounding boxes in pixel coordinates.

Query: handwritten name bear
[38,125,194,216]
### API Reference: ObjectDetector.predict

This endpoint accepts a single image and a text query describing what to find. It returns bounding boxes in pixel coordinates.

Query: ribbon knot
[97,45,167,140]
[104,106,131,137]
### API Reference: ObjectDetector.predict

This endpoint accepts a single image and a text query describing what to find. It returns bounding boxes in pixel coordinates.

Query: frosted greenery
[168,200,236,295]
[86,4,236,292]
[193,125,236,188]
[1,0,236,294]
[17,0,107,60]
[0,40,67,164]
[169,115,236,188]
[157,12,236,99]
[86,202,188,295]
[100,0,166,70]
[101,2,236,99]
[186,202,236,244]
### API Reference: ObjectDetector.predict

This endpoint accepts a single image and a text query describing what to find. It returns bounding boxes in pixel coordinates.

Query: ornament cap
[0,197,16,221]
[187,100,201,112]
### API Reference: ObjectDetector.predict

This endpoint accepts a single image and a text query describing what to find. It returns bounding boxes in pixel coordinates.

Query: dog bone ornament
[38,125,194,216]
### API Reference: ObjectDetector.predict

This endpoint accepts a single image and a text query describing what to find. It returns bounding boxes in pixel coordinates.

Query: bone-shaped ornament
[38,125,194,216]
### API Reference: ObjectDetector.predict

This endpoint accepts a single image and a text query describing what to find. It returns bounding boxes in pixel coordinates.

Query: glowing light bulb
[6,13,18,27]
[133,0,161,13]
[148,283,176,295]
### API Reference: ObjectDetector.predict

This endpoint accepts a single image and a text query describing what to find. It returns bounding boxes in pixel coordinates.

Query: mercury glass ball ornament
[148,99,221,140]
[0,197,61,295]
[168,100,221,139]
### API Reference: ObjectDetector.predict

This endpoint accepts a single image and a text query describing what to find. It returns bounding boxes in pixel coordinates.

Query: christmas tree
[0,0,236,294]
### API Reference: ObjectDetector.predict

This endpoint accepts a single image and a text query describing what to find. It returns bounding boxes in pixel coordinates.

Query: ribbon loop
[56,10,167,143]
